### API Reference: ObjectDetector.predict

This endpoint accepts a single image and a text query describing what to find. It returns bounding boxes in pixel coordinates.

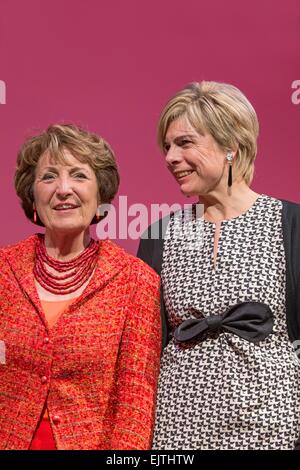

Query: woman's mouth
[175,170,194,181]
[53,204,80,212]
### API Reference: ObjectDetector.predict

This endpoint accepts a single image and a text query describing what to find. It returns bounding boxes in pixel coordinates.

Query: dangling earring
[226,152,233,188]
[33,203,37,224]
[95,205,101,222]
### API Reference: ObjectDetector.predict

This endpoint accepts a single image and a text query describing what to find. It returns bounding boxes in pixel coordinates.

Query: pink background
[0,0,299,254]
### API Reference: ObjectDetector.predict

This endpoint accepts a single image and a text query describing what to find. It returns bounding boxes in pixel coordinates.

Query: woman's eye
[181,140,191,146]
[74,173,87,179]
[42,174,55,180]
[163,144,170,154]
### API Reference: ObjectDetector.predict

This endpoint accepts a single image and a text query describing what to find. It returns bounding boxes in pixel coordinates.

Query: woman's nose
[55,177,73,197]
[165,146,183,166]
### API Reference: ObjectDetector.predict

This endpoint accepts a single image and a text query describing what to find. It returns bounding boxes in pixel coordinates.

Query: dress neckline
[200,194,266,226]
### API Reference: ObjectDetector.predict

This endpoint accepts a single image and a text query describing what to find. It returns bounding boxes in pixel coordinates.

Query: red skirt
[30,417,56,450]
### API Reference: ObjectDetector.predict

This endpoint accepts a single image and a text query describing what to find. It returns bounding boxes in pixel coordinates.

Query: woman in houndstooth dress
[138,81,300,450]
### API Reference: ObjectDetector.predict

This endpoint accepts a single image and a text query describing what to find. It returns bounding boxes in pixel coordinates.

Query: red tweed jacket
[0,235,161,450]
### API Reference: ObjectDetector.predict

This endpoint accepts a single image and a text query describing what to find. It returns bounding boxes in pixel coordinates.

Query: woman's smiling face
[163,116,228,197]
[33,149,99,234]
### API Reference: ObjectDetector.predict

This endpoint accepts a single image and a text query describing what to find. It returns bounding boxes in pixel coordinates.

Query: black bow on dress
[174,301,273,344]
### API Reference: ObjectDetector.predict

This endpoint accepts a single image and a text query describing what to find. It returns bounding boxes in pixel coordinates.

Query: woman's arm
[108,260,161,450]
[137,222,169,350]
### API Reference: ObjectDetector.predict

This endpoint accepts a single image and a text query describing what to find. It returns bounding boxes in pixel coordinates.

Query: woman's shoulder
[0,235,37,278]
[259,195,300,219]
[101,239,160,282]
[280,198,300,222]
[0,234,37,259]
[280,198,300,210]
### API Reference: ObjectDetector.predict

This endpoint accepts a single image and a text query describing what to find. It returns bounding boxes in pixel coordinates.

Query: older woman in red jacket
[0,124,161,450]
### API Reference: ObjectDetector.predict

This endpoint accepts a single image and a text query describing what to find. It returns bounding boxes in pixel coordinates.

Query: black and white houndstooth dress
[152,195,300,450]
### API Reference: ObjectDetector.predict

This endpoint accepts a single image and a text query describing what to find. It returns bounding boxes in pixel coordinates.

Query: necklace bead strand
[34,234,99,295]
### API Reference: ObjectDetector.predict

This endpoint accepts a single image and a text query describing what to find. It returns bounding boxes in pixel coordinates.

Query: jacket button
[43,337,50,344]
[40,376,48,384]
[52,415,61,425]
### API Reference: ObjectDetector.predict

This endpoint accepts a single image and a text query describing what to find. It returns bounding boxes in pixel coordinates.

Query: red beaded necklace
[34,234,99,295]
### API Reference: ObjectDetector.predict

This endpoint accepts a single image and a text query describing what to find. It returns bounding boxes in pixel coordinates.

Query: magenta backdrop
[1,0,299,254]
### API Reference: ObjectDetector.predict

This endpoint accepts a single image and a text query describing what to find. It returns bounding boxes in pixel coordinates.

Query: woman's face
[163,116,228,197]
[33,149,99,234]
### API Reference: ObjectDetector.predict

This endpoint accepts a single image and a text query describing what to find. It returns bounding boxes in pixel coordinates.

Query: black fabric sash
[174,301,273,344]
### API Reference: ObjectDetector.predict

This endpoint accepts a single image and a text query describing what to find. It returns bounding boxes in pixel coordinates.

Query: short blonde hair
[158,81,259,185]
[15,123,119,225]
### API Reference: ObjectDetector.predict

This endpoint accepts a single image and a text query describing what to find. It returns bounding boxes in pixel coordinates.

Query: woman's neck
[199,182,260,223]
[43,229,91,261]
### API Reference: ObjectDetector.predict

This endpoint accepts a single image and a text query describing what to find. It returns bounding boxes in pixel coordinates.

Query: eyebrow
[164,134,196,145]
[69,166,90,174]
[41,166,90,174]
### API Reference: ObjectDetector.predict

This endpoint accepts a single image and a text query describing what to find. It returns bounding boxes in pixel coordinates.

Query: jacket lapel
[67,239,128,310]
[4,234,48,329]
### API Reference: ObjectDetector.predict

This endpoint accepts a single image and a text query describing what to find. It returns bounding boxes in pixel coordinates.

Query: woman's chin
[45,222,87,234]
[180,185,199,198]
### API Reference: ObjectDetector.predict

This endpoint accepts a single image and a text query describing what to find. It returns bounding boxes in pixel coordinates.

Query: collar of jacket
[3,234,129,327]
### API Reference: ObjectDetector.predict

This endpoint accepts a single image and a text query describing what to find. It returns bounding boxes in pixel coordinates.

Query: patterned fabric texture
[0,235,161,450]
[153,195,300,450]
